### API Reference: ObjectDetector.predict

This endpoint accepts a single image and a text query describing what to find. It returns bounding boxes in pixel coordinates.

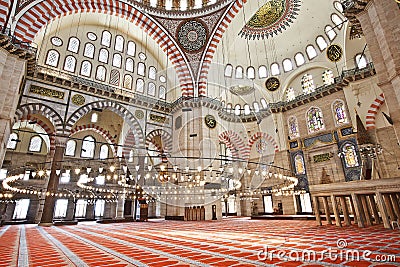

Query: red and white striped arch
[198,0,247,96]
[69,123,117,155]
[19,115,56,151]
[218,130,246,159]
[366,93,385,130]
[12,0,193,96]
[122,129,135,158]
[0,0,10,26]
[244,132,279,159]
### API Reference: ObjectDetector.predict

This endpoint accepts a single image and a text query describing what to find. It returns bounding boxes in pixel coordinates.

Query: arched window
[270,63,280,76]
[136,78,144,93]
[283,59,293,72]
[67,37,80,53]
[307,107,325,133]
[331,13,343,29]
[95,199,105,217]
[95,65,107,81]
[45,50,60,67]
[194,0,202,8]
[294,53,305,67]
[258,65,268,78]
[224,64,233,77]
[159,86,166,100]
[114,35,124,52]
[123,74,133,90]
[127,41,136,56]
[63,55,76,72]
[244,104,251,115]
[83,43,95,58]
[247,67,255,79]
[253,102,259,112]
[29,136,43,152]
[148,82,156,96]
[333,2,343,13]
[226,103,232,113]
[316,36,328,51]
[333,100,348,125]
[150,0,157,7]
[112,54,122,68]
[325,25,337,40]
[301,74,315,94]
[99,144,109,160]
[322,70,335,85]
[80,60,92,77]
[65,140,76,156]
[343,144,359,168]
[286,87,296,102]
[109,69,120,86]
[148,66,157,80]
[165,0,172,9]
[137,62,145,76]
[306,45,317,59]
[98,48,109,63]
[180,0,187,10]
[91,112,98,123]
[125,58,134,73]
[355,53,368,69]
[234,104,241,115]
[288,116,300,139]
[235,66,243,79]
[101,31,112,47]
[294,154,305,175]
[81,136,95,158]
[7,132,18,149]
[260,98,268,109]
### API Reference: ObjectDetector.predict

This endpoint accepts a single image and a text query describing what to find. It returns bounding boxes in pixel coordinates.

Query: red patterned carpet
[0,217,399,266]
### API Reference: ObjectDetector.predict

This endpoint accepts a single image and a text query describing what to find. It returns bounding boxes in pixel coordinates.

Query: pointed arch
[218,130,246,158]
[65,100,144,148]
[145,129,173,153]
[14,103,64,134]
[245,132,279,159]
[366,93,385,130]
[17,115,55,151]
[13,0,192,96]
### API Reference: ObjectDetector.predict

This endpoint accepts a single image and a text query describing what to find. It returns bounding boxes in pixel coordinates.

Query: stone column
[375,192,391,229]
[368,195,380,224]
[313,196,322,226]
[39,136,67,226]
[331,195,342,227]
[351,193,365,228]
[360,195,372,226]
[322,196,332,225]
[339,196,351,226]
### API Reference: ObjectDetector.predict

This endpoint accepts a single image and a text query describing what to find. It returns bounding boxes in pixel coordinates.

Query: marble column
[339,196,351,226]
[331,195,342,227]
[39,136,67,225]
[351,193,365,228]
[368,195,380,224]
[313,196,322,226]
[375,192,391,229]
[322,196,332,225]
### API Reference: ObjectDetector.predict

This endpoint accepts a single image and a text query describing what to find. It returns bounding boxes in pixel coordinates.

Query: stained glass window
[83,43,95,58]
[125,58,134,72]
[235,66,243,79]
[112,53,122,68]
[96,65,107,81]
[224,64,233,77]
[355,54,368,69]
[307,107,325,133]
[63,55,76,72]
[159,86,166,100]
[316,36,328,51]
[325,25,336,40]
[247,67,255,79]
[343,144,359,168]
[295,154,305,175]
[149,66,157,80]
[109,69,120,86]
[45,50,60,67]
[331,13,343,29]
[295,53,305,66]
[306,45,317,59]
[333,100,348,124]
[286,87,296,102]
[80,60,92,77]
[137,62,145,76]
[67,37,80,53]
[127,41,136,56]
[101,31,112,47]
[99,144,109,160]
[136,78,144,93]
[148,82,156,96]
[301,74,315,94]
[114,35,124,52]
[283,59,293,72]
[270,63,280,75]
[259,65,268,78]
[288,116,300,138]
[123,74,133,90]
[98,48,109,63]
[322,70,334,85]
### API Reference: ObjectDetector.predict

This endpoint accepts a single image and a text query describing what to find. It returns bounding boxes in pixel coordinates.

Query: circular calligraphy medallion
[265,77,280,91]
[178,20,207,52]
[205,115,217,129]
[326,44,343,62]
[71,94,85,106]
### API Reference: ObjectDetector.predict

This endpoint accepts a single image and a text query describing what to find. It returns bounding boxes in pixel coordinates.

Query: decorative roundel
[326,44,343,62]
[177,20,207,52]
[87,32,97,41]
[135,110,144,119]
[71,94,85,106]
[256,139,268,154]
[205,115,216,129]
[265,77,280,91]
[50,37,63,46]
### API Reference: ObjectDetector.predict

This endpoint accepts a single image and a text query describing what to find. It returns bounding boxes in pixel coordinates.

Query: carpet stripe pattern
[0,218,399,267]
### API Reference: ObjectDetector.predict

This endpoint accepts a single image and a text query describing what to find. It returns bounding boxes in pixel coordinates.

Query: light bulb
[74,168,81,175]
[110,166,115,172]
[98,167,103,173]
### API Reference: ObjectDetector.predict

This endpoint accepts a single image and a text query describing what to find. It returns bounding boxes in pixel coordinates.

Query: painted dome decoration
[239,0,301,40]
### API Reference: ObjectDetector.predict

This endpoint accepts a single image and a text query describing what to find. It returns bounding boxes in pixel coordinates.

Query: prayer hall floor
[0,217,399,266]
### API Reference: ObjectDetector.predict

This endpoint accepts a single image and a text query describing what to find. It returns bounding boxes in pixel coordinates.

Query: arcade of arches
[0,0,400,266]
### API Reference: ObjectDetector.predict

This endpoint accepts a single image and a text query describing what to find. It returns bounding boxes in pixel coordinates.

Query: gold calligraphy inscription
[150,113,167,123]
[327,44,343,62]
[29,85,65,100]
[313,153,331,163]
